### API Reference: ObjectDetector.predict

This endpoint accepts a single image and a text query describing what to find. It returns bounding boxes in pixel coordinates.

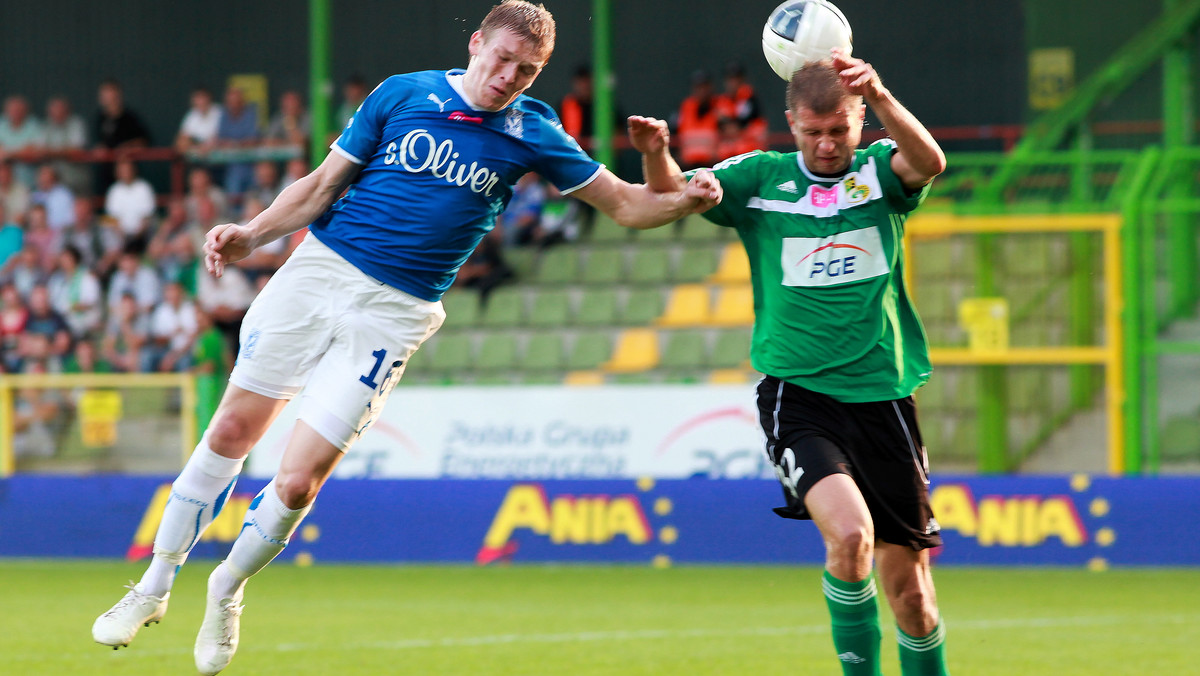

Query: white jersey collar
[446,69,517,113]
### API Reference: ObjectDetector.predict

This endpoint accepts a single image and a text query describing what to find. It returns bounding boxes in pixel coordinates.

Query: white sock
[218,479,311,596]
[139,438,245,597]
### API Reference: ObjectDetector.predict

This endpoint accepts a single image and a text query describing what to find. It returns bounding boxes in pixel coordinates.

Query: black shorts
[756,375,942,550]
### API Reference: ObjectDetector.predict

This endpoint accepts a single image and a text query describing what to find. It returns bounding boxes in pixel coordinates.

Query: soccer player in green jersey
[630,48,949,675]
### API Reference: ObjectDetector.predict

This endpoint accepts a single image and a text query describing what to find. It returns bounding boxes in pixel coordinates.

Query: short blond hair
[479,1,556,58]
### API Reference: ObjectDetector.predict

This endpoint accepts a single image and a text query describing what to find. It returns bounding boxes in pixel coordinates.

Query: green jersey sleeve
[864,140,931,214]
[684,151,767,228]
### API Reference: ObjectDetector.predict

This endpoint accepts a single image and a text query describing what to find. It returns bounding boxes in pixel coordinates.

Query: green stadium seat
[519,332,566,371]
[621,288,664,325]
[439,289,481,329]
[588,213,630,243]
[660,330,708,370]
[581,249,624,284]
[505,247,538,281]
[479,287,525,328]
[475,333,519,371]
[1161,415,1200,460]
[678,214,719,242]
[567,332,612,370]
[610,372,657,384]
[474,373,517,385]
[536,247,581,283]
[627,248,671,284]
[576,288,619,326]
[427,333,474,372]
[528,289,571,328]
[632,221,675,242]
[709,329,751,369]
[675,245,720,283]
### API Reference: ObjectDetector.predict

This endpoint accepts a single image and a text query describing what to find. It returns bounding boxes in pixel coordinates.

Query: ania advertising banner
[246,385,771,481]
[1,475,1198,567]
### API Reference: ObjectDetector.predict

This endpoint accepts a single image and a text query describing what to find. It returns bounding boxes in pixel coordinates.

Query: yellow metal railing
[0,372,197,477]
[905,213,1125,473]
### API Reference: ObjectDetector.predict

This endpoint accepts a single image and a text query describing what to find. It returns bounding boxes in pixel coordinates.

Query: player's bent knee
[272,469,321,510]
[205,413,262,455]
[891,584,939,632]
[826,523,874,559]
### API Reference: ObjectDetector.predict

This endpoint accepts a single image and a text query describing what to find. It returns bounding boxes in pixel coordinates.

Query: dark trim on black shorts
[756,375,942,550]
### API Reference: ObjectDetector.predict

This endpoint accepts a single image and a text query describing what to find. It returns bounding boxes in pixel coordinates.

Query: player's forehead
[792,104,857,131]
[482,27,548,68]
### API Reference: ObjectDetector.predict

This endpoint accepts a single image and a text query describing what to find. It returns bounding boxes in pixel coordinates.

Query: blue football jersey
[309,69,603,301]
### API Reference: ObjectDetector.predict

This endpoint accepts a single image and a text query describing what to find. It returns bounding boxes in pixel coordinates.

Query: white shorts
[229,235,445,451]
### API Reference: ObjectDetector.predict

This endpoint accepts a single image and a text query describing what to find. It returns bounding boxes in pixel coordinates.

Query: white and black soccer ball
[761,0,853,81]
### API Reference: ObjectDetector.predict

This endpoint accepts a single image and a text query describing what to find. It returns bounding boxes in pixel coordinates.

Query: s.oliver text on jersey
[383,128,501,197]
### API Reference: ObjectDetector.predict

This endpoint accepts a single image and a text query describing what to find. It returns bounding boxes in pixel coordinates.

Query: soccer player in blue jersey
[91,2,721,673]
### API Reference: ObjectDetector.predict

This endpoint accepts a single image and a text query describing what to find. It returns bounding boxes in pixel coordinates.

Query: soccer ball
[761,0,853,81]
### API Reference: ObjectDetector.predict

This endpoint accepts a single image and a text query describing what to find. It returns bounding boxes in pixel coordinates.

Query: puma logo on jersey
[427,93,450,111]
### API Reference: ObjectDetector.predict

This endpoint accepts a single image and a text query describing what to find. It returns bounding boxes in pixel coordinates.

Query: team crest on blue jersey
[504,107,525,139]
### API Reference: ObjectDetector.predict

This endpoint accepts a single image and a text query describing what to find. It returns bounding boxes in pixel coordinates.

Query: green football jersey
[698,140,932,402]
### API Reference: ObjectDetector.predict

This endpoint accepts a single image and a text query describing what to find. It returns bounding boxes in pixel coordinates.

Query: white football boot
[92,582,169,648]
[194,571,244,676]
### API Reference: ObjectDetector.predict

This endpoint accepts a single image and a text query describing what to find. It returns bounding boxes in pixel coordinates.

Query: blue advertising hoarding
[0,475,1196,566]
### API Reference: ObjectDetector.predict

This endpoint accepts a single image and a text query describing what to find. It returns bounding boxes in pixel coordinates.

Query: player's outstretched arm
[204,152,361,277]
[628,115,688,193]
[830,48,946,189]
[573,168,721,230]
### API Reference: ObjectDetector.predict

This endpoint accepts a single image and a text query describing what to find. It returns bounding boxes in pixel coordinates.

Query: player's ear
[468,30,484,58]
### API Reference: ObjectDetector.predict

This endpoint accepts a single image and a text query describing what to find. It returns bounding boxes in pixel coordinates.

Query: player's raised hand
[627,115,670,155]
[684,169,722,212]
[830,47,885,99]
[203,223,257,278]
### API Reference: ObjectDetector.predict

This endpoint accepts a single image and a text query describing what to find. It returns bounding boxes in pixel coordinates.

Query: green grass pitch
[2,560,1198,675]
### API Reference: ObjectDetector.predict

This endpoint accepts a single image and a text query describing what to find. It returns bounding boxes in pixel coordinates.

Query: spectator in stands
[106,243,161,316]
[248,160,280,207]
[23,204,63,273]
[675,70,721,169]
[46,245,102,338]
[147,196,197,285]
[716,61,767,156]
[2,246,42,300]
[0,201,21,269]
[151,280,199,372]
[231,196,285,284]
[94,79,151,194]
[455,228,513,302]
[191,304,231,431]
[185,166,228,224]
[22,283,72,367]
[500,171,547,247]
[104,159,156,246]
[215,86,261,201]
[63,332,110,373]
[264,90,310,149]
[559,65,595,144]
[277,156,307,193]
[0,95,44,187]
[0,161,30,218]
[335,74,369,131]
[0,282,28,372]
[195,259,255,356]
[12,360,62,457]
[31,164,75,232]
[175,86,222,154]
[42,96,90,195]
[66,196,123,279]
[101,292,150,372]
[95,78,151,151]
[533,184,582,247]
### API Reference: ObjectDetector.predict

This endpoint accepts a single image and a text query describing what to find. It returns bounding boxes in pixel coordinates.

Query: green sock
[897,621,949,676]
[822,570,883,676]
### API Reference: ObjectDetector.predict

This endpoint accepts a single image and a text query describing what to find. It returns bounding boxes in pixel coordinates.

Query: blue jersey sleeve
[530,110,603,194]
[332,76,407,164]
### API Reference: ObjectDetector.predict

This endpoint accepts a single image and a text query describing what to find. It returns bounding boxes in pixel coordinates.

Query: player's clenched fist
[685,169,722,210]
[627,115,670,155]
